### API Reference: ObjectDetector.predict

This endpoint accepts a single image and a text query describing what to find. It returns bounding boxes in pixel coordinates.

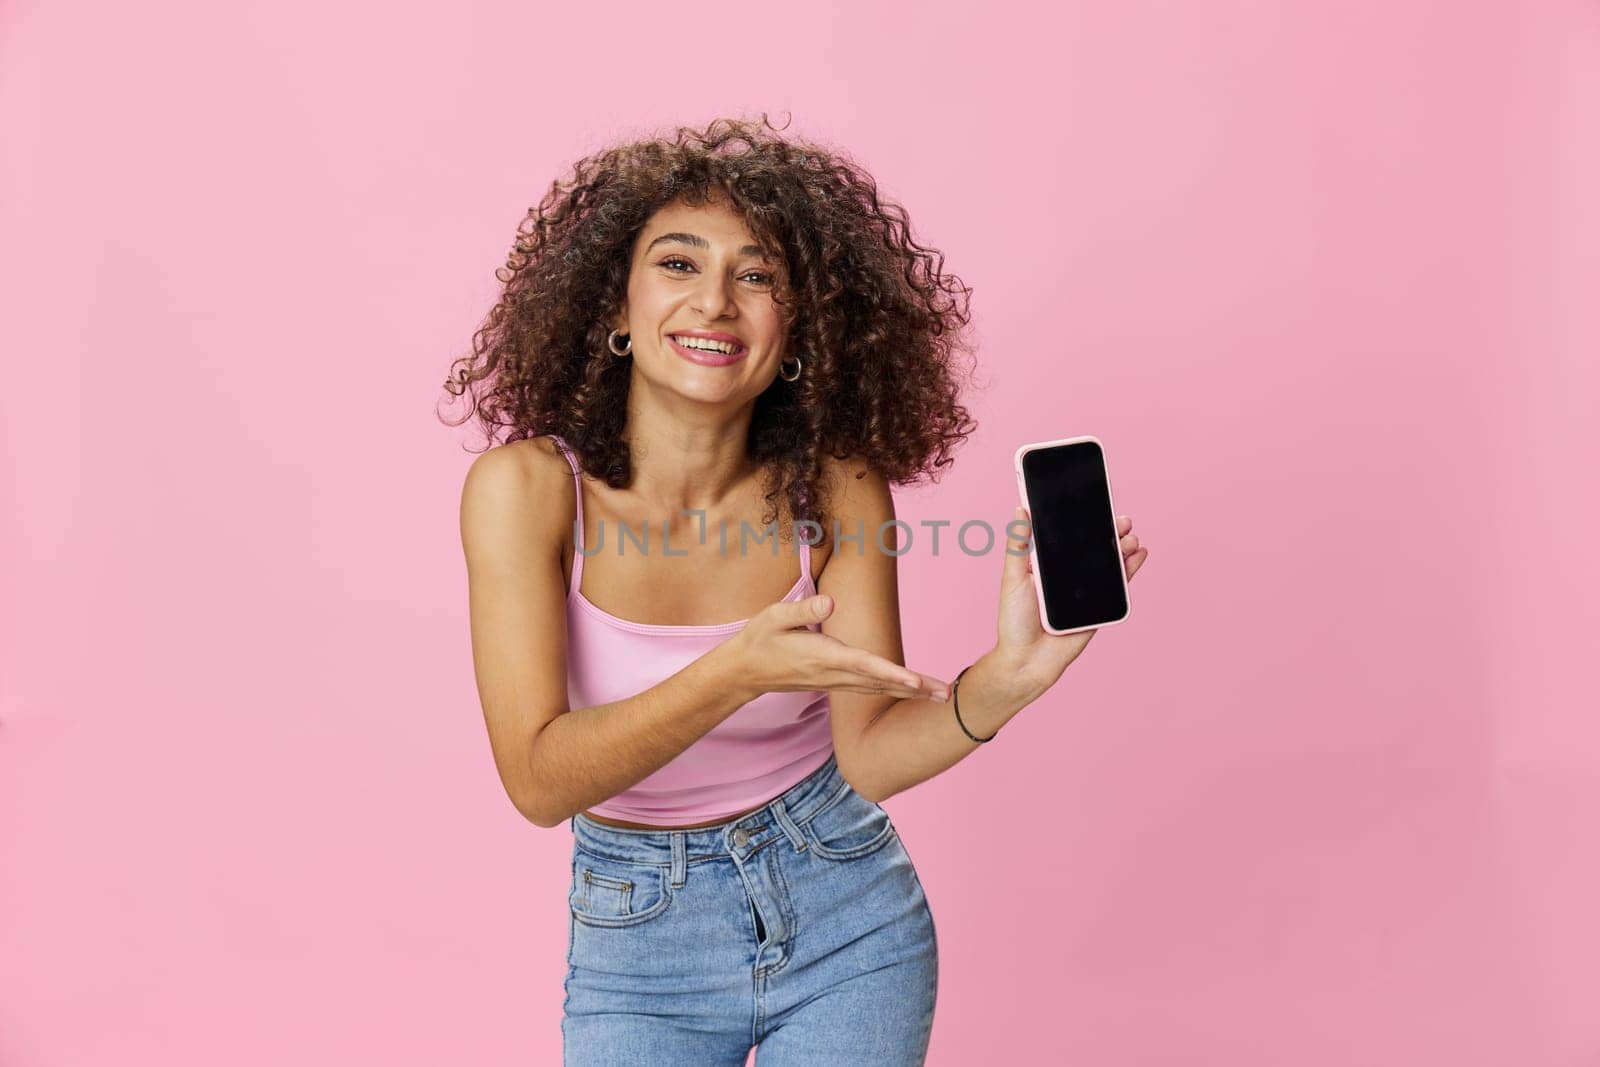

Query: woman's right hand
[719,593,949,704]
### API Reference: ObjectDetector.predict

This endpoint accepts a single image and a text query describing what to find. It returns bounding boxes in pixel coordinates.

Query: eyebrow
[645,232,772,259]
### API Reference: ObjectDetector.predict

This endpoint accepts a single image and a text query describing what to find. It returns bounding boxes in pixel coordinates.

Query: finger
[765,593,834,629]
[834,647,927,692]
[1116,514,1132,535]
[830,681,939,700]
[819,654,948,701]
[826,667,944,699]
[1121,531,1140,554]
[870,668,950,701]
[1003,506,1032,589]
[886,669,949,702]
[767,671,928,700]
[903,669,951,698]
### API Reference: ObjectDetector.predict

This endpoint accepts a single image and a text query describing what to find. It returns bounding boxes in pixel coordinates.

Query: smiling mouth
[667,335,749,364]
[668,334,747,356]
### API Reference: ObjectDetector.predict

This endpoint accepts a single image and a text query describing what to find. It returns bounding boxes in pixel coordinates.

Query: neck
[621,394,760,516]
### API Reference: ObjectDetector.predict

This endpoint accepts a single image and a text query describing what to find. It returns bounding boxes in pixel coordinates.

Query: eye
[657,257,774,286]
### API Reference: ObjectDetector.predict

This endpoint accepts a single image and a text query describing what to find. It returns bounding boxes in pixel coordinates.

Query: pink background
[3,0,1597,1063]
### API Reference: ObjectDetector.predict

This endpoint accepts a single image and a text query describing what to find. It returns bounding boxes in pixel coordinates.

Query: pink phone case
[1012,435,1131,636]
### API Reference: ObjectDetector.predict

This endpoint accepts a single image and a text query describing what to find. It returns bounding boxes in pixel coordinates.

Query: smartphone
[1013,436,1131,636]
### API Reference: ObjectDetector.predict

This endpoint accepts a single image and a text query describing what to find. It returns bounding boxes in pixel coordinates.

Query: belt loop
[770,797,808,853]
[670,831,687,887]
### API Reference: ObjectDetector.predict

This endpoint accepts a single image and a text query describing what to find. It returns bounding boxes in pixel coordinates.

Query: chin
[646,370,745,403]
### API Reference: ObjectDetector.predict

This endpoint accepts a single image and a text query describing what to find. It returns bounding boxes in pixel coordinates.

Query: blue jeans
[562,751,939,1065]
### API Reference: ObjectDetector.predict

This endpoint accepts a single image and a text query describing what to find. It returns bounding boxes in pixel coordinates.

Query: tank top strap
[798,489,815,586]
[548,434,584,598]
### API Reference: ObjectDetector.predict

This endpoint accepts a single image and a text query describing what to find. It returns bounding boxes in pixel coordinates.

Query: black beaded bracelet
[951,664,998,743]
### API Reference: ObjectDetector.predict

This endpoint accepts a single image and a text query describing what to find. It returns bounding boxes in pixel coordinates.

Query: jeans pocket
[569,848,673,928]
[800,781,897,861]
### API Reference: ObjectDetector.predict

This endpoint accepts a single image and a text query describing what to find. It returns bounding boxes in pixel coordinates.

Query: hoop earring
[779,354,802,382]
[607,329,632,357]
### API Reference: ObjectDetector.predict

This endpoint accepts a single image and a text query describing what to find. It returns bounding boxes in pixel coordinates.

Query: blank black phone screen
[1020,440,1128,632]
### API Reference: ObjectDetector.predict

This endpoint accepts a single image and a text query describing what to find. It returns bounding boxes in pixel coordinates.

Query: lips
[667,335,749,366]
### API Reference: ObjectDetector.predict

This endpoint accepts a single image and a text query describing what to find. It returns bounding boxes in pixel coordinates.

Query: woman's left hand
[991,507,1148,699]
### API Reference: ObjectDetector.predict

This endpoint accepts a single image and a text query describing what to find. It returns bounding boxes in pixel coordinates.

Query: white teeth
[672,335,740,354]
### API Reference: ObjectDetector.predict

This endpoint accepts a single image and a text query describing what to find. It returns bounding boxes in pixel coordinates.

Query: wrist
[950,648,1034,742]
[706,638,764,706]
[975,645,1044,707]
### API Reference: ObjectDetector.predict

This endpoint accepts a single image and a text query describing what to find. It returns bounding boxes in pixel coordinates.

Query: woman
[446,114,1149,1065]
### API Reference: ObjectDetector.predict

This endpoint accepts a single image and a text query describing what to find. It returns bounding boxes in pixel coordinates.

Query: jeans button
[732,828,749,846]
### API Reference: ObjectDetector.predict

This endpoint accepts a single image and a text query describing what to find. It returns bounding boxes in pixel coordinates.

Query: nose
[690,269,738,321]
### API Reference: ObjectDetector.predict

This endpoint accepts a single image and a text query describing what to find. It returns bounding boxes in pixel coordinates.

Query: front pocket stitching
[798,780,893,858]
[796,779,852,829]
[571,891,670,927]
[581,869,634,913]
[570,866,672,928]
[584,870,634,892]
[805,813,896,860]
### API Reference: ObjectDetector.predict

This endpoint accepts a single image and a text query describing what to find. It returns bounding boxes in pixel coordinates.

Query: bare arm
[524,651,757,826]
[460,441,759,829]
[833,480,1150,803]
[816,459,1022,803]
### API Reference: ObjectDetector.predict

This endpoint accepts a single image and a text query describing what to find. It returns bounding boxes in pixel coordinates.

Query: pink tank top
[550,435,834,825]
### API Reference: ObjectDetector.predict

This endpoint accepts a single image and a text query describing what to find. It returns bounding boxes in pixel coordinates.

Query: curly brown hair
[438,112,980,541]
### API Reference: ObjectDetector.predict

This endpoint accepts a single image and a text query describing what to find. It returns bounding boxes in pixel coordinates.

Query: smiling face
[612,195,792,405]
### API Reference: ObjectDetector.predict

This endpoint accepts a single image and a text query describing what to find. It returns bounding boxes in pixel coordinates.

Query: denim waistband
[568,751,846,866]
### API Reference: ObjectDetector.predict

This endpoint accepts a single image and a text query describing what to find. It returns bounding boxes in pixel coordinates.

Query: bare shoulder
[818,450,891,523]
[459,436,574,560]
[814,451,894,576]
